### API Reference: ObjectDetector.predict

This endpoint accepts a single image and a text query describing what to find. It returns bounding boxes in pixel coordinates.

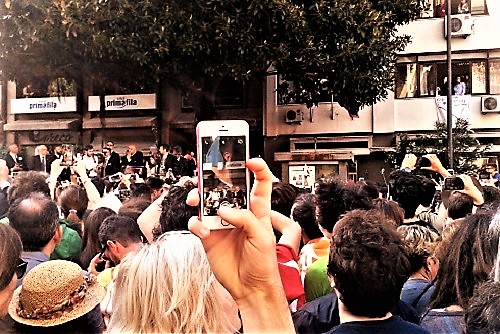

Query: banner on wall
[289,165,315,193]
[88,94,156,111]
[11,96,77,114]
[435,95,471,125]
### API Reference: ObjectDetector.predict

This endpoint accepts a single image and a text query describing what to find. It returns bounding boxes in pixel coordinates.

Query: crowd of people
[4,142,196,182]
[0,143,499,333]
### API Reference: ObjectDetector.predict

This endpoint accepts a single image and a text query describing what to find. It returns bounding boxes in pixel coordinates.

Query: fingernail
[199,227,209,238]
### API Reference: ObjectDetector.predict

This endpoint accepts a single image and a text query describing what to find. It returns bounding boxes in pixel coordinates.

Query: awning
[3,119,81,131]
[83,117,156,129]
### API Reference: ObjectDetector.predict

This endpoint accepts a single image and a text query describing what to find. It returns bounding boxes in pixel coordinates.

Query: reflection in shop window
[489,60,500,94]
[471,61,486,94]
[419,64,437,96]
[396,64,418,98]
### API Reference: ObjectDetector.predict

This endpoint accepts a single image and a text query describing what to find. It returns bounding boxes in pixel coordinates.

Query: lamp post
[446,0,453,169]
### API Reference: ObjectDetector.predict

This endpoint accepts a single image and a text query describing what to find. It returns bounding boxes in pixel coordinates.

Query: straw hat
[8,260,105,327]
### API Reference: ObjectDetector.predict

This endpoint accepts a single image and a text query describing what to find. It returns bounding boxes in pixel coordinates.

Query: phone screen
[197,120,249,229]
[443,177,464,191]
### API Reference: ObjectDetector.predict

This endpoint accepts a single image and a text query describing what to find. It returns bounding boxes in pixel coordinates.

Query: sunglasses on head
[16,259,28,279]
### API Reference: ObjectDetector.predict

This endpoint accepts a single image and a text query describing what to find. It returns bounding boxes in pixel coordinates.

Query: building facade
[264,0,499,187]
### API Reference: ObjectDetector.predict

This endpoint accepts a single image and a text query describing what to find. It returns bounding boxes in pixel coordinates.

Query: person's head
[354,180,379,200]
[7,171,50,205]
[397,225,440,280]
[8,260,105,331]
[447,191,473,220]
[154,183,198,239]
[271,182,300,218]
[128,144,137,155]
[291,193,323,241]
[420,176,437,208]
[145,176,164,201]
[106,141,115,150]
[372,198,404,227]
[430,211,500,309]
[8,192,61,252]
[54,145,63,155]
[159,144,170,155]
[456,76,462,83]
[8,144,19,155]
[80,207,115,269]
[0,224,23,317]
[102,147,110,157]
[118,196,151,222]
[84,145,94,157]
[98,215,143,264]
[38,145,48,157]
[108,232,239,333]
[389,170,425,219]
[58,185,89,224]
[480,186,500,212]
[327,209,410,318]
[316,178,373,234]
[486,163,497,176]
[172,145,183,157]
[464,280,500,334]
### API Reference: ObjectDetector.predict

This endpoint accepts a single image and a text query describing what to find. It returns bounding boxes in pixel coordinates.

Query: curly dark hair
[271,182,301,218]
[316,178,373,233]
[430,212,499,309]
[388,170,424,219]
[327,209,411,318]
[153,183,198,239]
[291,193,322,240]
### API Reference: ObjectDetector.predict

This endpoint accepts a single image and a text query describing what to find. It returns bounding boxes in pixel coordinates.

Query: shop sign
[88,94,156,111]
[28,131,76,144]
[289,165,315,192]
[11,96,77,114]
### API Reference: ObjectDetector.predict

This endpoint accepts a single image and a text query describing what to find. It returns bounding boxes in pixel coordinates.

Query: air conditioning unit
[444,14,473,38]
[481,96,500,113]
[285,109,303,123]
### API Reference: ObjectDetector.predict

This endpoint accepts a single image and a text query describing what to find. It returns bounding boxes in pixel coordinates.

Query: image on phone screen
[201,135,248,220]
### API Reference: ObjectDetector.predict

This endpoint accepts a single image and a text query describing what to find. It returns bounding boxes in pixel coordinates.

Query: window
[396,64,418,98]
[395,57,493,98]
[420,0,487,19]
[419,64,437,96]
[489,59,500,94]
[215,77,244,107]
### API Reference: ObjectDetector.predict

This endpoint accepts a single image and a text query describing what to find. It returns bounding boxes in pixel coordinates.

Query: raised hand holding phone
[196,120,250,230]
[187,158,294,333]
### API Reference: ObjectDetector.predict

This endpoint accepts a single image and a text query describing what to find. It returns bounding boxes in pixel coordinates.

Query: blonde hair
[108,232,235,334]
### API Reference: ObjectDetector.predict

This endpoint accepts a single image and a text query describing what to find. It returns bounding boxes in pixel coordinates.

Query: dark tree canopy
[0,0,420,118]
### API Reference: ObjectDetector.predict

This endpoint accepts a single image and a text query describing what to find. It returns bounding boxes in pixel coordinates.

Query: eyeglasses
[16,259,28,279]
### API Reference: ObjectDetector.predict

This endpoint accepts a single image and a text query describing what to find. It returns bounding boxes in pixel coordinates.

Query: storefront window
[396,64,418,98]
[419,64,437,96]
[489,59,500,94]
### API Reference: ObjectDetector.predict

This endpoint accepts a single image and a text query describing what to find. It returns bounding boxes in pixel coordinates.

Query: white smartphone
[196,120,250,229]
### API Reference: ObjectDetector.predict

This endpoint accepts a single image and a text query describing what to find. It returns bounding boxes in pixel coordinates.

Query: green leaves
[1,0,420,120]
